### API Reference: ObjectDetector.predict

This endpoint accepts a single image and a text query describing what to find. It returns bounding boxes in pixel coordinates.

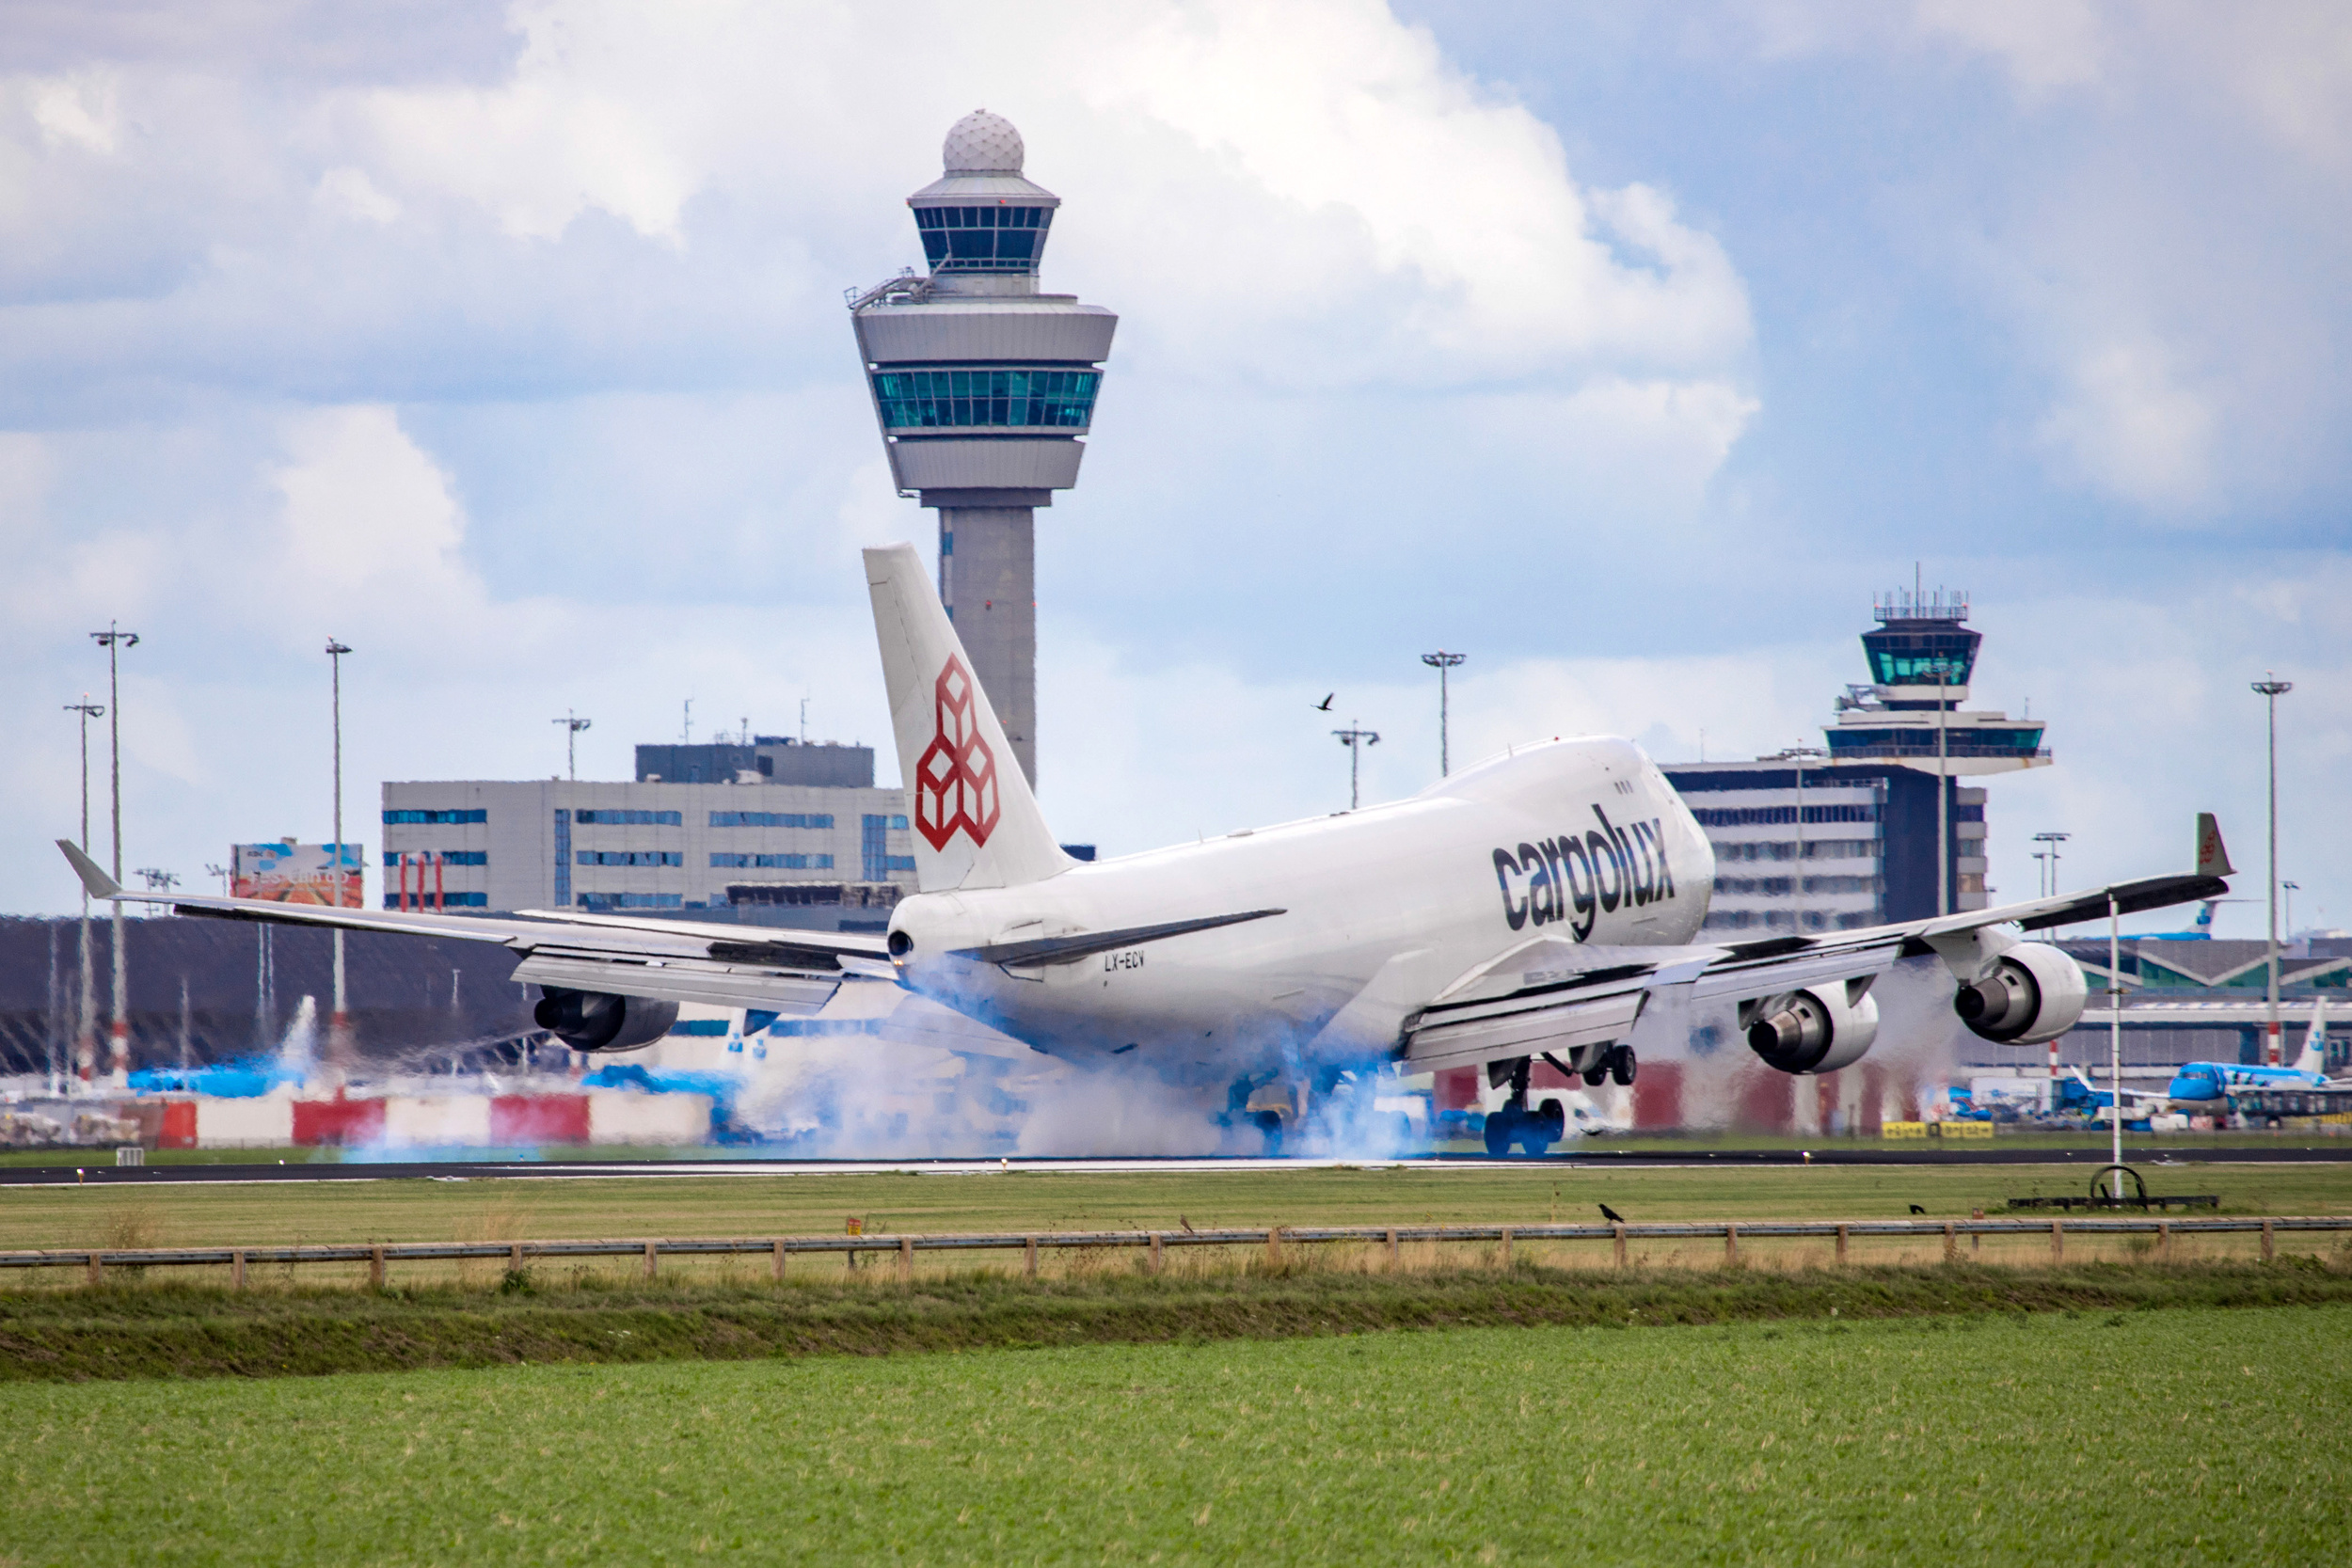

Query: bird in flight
[1598,1203,1627,1224]
[1314,693,1334,711]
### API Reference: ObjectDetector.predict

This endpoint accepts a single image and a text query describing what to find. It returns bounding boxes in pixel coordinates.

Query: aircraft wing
[56,838,885,1015]
[1402,847,2230,1072]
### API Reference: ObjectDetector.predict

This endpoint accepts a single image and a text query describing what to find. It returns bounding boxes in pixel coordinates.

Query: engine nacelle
[1745,981,1880,1075]
[532,988,679,1053]
[1952,941,2087,1045]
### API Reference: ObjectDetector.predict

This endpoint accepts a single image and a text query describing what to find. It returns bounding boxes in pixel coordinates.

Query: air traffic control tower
[849,110,1117,787]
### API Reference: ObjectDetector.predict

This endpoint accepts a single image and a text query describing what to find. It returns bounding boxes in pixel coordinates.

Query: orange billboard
[231,840,362,907]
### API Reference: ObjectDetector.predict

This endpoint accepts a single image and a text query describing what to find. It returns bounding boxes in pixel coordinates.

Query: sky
[1,0,2345,936]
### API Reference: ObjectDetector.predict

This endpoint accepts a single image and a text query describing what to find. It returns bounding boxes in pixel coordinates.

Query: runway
[6,1145,2349,1185]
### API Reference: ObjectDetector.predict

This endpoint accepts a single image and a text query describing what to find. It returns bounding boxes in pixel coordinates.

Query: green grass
[3,1304,2344,1564]
[6,1261,2351,1384]
[7,1163,2351,1260]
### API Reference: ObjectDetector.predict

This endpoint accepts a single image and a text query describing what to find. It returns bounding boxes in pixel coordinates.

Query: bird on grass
[1908,1203,1927,1215]
[1314,693,1334,711]
[1598,1203,1627,1224]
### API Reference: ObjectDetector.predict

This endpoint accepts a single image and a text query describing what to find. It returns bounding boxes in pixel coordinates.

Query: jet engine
[1745,980,1880,1075]
[1951,941,2087,1046]
[532,988,679,1053]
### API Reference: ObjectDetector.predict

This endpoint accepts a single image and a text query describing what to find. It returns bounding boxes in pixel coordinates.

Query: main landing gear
[1482,1046,1635,1157]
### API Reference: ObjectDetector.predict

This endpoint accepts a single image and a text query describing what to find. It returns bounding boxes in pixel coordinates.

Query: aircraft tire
[1611,1046,1637,1087]
[1255,1113,1286,1157]
[1483,1111,1516,1157]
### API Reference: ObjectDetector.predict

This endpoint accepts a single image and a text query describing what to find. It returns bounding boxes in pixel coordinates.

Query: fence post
[1614,1223,1628,1268]
[772,1239,787,1283]
[231,1249,246,1291]
[644,1240,658,1280]
[1724,1224,1738,1264]
[1835,1224,1848,1264]
[898,1236,913,1283]
[1025,1236,1038,1278]
[1387,1227,1400,1268]
[510,1242,524,1274]
[87,1251,102,1287]
[1501,1227,1513,1269]
[1149,1232,1164,1275]
[370,1244,386,1290]
[2050,1219,2063,1265]
[2262,1219,2275,1262]
[1266,1227,1282,1268]
[1943,1222,1956,1263]
[2156,1221,2170,1263]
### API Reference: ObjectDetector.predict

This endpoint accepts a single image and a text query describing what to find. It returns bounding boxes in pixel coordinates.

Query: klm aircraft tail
[865,543,1072,894]
[2294,996,2329,1078]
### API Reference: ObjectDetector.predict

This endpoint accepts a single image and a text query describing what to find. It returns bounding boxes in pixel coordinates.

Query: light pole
[1786,744,1825,934]
[89,624,137,1082]
[1420,651,1465,777]
[326,638,354,1068]
[2282,880,2299,942]
[2252,673,2291,1065]
[1935,660,1950,917]
[553,710,593,781]
[2032,832,2070,898]
[63,695,103,1086]
[1333,721,1379,811]
[205,863,230,896]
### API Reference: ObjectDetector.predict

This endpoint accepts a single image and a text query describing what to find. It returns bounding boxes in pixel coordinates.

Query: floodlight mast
[1420,651,1466,776]
[62,695,103,1085]
[326,638,353,1068]
[1333,721,1380,811]
[2252,673,2292,1064]
[89,624,137,1083]
[553,710,594,781]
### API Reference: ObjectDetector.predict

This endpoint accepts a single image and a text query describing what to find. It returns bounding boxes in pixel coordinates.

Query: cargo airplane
[57,545,2237,1156]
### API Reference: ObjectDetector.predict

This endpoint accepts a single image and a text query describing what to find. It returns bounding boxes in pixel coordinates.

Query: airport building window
[427,850,488,866]
[383,809,486,825]
[577,850,683,867]
[872,368,1099,431]
[709,812,834,829]
[573,810,681,826]
[882,855,915,872]
[578,893,683,911]
[381,891,486,909]
[1690,804,1879,828]
[710,852,833,870]
[552,810,570,904]
[913,203,1052,271]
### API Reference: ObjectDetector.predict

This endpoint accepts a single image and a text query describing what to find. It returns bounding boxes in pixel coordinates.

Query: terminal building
[380,737,919,930]
[848,110,1117,787]
[1663,589,2048,933]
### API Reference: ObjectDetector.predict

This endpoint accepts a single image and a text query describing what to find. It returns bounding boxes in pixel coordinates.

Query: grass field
[4,1304,2343,1564]
[5,1164,2350,1293]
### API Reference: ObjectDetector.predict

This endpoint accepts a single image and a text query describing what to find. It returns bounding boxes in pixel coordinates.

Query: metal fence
[6,1215,2347,1286]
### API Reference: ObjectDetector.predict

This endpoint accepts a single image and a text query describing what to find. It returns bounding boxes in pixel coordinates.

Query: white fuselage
[886,737,1714,1082]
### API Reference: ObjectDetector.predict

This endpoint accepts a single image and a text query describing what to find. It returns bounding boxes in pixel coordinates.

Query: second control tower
[850,111,1117,787]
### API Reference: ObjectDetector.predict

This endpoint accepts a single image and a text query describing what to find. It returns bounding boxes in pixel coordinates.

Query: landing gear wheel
[1517,1101,1565,1157]
[1581,1065,1607,1086]
[1254,1113,1285,1157]
[1484,1109,1516,1157]
[1611,1046,1637,1087]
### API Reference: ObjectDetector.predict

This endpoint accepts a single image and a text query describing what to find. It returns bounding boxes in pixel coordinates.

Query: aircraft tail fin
[864,543,1072,894]
[2196,813,2234,879]
[2294,996,2328,1077]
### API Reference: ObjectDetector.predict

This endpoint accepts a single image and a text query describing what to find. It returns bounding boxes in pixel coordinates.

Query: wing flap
[1404,990,1645,1074]
[510,952,844,1013]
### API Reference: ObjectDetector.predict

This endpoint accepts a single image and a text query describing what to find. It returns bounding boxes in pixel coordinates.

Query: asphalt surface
[5,1146,2348,1184]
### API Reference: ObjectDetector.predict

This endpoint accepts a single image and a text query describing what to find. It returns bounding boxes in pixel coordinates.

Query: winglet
[56,839,124,899]
[2196,813,2233,879]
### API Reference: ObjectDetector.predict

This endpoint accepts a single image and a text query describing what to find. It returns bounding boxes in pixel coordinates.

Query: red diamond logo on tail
[914,656,1000,850]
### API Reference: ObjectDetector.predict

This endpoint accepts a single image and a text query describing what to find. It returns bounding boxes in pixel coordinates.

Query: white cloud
[312,166,400,225]
[1913,0,2106,94]
[2035,339,2216,511]
[26,70,120,153]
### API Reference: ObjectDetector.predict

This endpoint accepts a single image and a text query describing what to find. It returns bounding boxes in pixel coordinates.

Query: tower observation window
[872,368,1100,431]
[914,205,1052,271]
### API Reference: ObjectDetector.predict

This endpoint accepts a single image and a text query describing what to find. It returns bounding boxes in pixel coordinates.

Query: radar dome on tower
[943,110,1025,175]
